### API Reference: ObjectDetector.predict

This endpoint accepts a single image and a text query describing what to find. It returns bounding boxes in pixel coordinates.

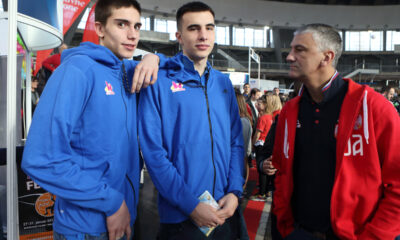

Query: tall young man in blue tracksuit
[138,2,244,239]
[22,0,162,239]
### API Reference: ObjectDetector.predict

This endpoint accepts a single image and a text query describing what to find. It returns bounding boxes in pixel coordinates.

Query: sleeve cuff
[104,188,125,217]
[179,191,200,216]
[156,53,167,68]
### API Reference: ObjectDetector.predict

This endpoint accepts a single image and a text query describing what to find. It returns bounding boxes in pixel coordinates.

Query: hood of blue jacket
[62,42,122,70]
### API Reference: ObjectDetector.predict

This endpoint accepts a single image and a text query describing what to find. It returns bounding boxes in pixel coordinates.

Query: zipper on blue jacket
[202,72,216,197]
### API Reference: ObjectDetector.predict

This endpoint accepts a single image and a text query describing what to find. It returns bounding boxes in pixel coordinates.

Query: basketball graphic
[35,193,56,217]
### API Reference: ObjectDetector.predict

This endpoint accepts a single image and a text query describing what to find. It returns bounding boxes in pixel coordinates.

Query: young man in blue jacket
[22,0,162,239]
[138,2,244,239]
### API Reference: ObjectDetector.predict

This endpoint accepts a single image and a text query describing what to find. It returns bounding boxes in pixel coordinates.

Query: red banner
[34,49,53,76]
[63,0,91,35]
[82,3,99,44]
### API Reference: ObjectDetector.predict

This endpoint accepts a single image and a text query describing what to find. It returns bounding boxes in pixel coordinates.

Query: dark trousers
[157,211,239,240]
[255,146,268,195]
[284,224,339,240]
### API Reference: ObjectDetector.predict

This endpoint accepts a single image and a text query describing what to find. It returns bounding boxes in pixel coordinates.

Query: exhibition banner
[82,4,99,44]
[17,148,55,240]
[63,0,91,35]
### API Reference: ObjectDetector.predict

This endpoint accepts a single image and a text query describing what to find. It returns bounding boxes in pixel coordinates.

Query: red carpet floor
[243,160,266,240]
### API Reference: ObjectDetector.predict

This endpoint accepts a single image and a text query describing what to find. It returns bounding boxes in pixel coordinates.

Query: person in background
[243,83,251,99]
[251,95,281,201]
[273,87,280,96]
[42,43,68,73]
[31,76,40,114]
[235,89,251,240]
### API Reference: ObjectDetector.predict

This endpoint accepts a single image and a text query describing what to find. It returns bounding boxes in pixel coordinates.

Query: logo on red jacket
[170,81,186,93]
[354,115,362,130]
[105,81,115,95]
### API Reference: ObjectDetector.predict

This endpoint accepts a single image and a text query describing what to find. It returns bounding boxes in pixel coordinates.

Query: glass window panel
[244,28,254,47]
[167,20,177,40]
[386,31,400,51]
[254,29,265,48]
[370,31,383,51]
[359,31,370,51]
[141,17,151,31]
[345,31,383,51]
[233,27,245,46]
[155,19,167,32]
[216,26,229,45]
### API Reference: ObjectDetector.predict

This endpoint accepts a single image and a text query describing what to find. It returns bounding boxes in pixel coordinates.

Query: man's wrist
[229,190,241,199]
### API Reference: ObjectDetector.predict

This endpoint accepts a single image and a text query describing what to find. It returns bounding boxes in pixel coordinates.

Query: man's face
[273,88,279,95]
[252,91,262,101]
[31,80,38,89]
[176,11,215,64]
[386,88,395,101]
[286,33,325,81]
[243,85,250,94]
[95,7,141,59]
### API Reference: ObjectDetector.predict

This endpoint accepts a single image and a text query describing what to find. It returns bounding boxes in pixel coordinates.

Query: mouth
[196,44,210,50]
[123,44,136,51]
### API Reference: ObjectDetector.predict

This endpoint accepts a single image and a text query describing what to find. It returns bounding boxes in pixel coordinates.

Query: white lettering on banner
[63,5,78,12]
[344,134,364,157]
[26,180,41,191]
[63,0,86,7]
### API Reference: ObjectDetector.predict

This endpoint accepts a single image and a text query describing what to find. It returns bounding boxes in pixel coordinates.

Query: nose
[128,26,139,40]
[199,28,208,41]
[286,49,295,63]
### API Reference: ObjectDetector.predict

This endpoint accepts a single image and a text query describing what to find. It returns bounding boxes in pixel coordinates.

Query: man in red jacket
[42,43,68,72]
[264,24,400,239]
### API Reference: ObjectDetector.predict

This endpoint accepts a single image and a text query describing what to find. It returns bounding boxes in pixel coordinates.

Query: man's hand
[106,200,131,240]
[262,156,277,176]
[216,193,238,220]
[131,54,159,93]
[190,202,224,228]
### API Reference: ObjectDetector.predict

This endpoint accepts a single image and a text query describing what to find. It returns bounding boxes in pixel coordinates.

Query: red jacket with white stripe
[272,78,400,240]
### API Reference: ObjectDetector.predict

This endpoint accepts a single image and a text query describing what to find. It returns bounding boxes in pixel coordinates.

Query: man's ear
[176,31,183,45]
[94,21,105,39]
[321,50,335,67]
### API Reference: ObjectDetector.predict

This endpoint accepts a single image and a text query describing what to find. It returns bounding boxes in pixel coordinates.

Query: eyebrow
[113,19,142,28]
[186,23,215,29]
[293,44,307,49]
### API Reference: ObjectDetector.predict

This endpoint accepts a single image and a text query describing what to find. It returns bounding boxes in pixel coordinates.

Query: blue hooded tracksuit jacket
[138,52,244,223]
[22,42,142,234]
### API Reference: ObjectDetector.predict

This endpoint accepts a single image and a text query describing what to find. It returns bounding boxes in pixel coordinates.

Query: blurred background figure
[243,83,251,99]
[31,76,40,114]
[382,86,395,102]
[36,44,68,95]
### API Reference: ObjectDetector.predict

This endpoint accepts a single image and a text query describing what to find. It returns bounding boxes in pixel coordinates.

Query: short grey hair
[294,24,342,67]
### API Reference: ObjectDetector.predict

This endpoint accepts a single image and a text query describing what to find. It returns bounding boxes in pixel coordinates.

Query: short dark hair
[95,0,141,25]
[176,1,215,30]
[382,86,394,93]
[250,88,260,97]
[244,83,250,87]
